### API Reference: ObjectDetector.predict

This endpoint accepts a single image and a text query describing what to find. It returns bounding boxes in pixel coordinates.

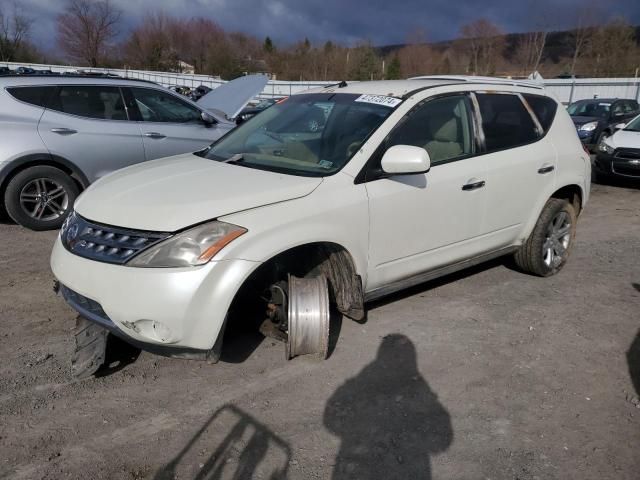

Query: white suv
[51,77,590,371]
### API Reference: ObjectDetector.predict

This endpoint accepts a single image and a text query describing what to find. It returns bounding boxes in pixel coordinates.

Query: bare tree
[459,19,505,75]
[0,2,32,61]
[514,11,551,76]
[57,0,122,67]
[568,9,600,76]
[586,17,637,77]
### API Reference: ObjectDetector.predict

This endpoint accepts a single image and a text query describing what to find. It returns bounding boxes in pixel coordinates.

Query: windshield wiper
[221,153,246,164]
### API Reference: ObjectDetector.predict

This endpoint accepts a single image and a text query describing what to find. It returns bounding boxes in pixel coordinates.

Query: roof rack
[408,75,544,90]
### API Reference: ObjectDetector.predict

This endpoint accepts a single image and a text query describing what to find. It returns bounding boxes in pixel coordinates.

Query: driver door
[364,94,487,291]
[125,86,225,160]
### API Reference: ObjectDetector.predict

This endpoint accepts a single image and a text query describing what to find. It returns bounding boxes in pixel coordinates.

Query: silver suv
[0,75,259,230]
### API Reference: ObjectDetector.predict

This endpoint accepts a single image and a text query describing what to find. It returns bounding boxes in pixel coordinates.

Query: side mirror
[381,145,431,175]
[614,122,626,130]
[201,112,216,126]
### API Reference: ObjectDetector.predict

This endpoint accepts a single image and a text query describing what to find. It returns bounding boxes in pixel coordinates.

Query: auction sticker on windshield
[355,94,402,108]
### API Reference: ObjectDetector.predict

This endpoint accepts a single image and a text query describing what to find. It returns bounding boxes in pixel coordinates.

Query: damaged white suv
[51,77,590,375]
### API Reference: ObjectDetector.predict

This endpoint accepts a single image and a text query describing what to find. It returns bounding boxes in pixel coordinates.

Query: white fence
[2,61,640,103]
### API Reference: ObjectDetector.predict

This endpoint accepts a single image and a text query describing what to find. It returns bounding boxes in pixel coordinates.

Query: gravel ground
[0,181,639,480]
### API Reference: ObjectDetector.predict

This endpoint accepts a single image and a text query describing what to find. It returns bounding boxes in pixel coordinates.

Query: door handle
[50,127,77,135]
[538,165,555,174]
[144,132,166,139]
[462,180,486,191]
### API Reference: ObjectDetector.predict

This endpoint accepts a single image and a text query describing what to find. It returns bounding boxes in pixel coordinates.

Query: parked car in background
[595,114,640,182]
[191,85,212,101]
[51,77,590,375]
[567,98,640,151]
[0,74,267,230]
[0,66,11,75]
[235,98,277,125]
[15,67,36,75]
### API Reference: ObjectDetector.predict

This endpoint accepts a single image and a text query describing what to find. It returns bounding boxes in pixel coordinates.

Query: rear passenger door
[126,87,223,160]
[473,92,556,249]
[38,85,146,182]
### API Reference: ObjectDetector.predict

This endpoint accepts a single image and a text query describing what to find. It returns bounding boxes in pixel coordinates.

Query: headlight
[598,139,614,154]
[579,121,598,132]
[127,221,247,268]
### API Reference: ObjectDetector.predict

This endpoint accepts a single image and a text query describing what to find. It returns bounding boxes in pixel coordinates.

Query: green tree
[264,36,274,53]
[386,54,401,79]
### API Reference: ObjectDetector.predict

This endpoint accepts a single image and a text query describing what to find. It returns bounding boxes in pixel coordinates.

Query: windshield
[624,115,640,132]
[567,101,610,118]
[200,93,398,176]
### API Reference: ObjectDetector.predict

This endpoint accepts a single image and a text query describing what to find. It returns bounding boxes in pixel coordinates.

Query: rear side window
[476,93,539,152]
[7,86,55,108]
[523,94,558,133]
[48,86,128,120]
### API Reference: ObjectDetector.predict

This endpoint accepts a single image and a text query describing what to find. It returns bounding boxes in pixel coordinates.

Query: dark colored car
[568,98,640,151]
[235,98,277,125]
[593,114,640,183]
[15,67,36,75]
[0,66,11,75]
[190,85,212,102]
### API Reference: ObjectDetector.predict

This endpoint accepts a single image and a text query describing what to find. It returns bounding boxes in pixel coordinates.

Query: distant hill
[377,25,640,64]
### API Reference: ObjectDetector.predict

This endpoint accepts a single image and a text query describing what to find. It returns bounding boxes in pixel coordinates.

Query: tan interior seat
[424,117,463,162]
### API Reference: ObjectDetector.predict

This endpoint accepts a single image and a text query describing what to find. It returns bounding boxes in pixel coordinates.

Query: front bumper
[51,237,259,351]
[594,151,640,179]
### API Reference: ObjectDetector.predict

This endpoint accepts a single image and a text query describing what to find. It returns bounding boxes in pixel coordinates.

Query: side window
[386,95,474,165]
[476,93,538,152]
[130,87,202,123]
[523,94,558,134]
[7,86,55,108]
[49,86,127,120]
[611,102,624,116]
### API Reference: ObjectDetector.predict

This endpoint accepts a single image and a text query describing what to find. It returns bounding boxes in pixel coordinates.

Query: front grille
[614,148,640,161]
[61,213,170,265]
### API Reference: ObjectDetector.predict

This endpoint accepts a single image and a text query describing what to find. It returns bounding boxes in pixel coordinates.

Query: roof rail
[0,72,159,84]
[408,75,544,90]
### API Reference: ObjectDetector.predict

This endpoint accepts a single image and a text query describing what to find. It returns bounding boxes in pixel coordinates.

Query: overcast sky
[17,0,640,51]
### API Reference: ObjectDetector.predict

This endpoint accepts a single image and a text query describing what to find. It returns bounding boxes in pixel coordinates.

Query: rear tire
[514,198,577,277]
[4,166,79,231]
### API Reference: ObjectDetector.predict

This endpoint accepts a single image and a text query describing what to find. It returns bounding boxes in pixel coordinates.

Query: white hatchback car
[51,77,590,373]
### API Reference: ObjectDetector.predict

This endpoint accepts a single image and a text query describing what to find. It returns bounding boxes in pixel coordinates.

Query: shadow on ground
[94,334,141,377]
[324,334,453,479]
[154,404,291,480]
[628,328,640,397]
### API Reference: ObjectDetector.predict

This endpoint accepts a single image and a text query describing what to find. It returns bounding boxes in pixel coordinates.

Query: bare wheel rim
[542,210,571,268]
[286,275,330,360]
[19,178,69,221]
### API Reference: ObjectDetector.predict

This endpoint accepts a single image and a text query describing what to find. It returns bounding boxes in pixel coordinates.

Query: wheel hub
[543,211,571,268]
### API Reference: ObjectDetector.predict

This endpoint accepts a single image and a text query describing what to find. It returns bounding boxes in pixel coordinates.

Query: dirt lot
[1,181,639,480]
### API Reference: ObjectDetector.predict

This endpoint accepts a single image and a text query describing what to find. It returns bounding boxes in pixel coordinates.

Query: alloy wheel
[19,178,69,221]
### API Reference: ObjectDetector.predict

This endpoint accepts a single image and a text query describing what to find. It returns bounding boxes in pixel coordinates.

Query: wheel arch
[0,154,89,206]
[520,182,584,244]
[229,241,365,322]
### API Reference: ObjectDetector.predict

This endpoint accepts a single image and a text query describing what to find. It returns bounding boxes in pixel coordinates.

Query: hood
[610,129,640,150]
[198,74,269,120]
[74,154,322,231]
[571,115,601,127]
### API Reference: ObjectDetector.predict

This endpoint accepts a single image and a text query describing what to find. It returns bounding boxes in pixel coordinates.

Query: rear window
[48,86,127,120]
[523,94,558,133]
[476,93,539,152]
[7,86,54,108]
